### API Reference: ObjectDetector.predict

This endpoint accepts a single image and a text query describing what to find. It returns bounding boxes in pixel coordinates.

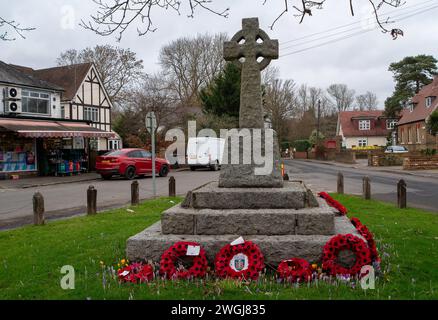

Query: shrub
[293,140,311,152]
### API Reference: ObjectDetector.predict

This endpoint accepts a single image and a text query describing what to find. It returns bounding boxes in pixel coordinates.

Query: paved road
[0,169,219,229]
[2,160,437,229]
[284,159,438,212]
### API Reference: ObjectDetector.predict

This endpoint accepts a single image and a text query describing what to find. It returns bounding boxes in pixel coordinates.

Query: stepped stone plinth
[161,192,334,236]
[127,215,361,266]
[126,17,361,269]
[183,181,314,210]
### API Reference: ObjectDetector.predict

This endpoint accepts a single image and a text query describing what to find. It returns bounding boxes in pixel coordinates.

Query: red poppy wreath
[350,217,380,262]
[322,234,372,277]
[318,192,348,215]
[159,241,208,279]
[118,262,154,283]
[277,258,313,283]
[215,241,264,280]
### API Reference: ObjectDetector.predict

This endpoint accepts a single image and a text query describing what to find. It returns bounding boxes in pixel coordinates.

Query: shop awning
[0,118,116,138]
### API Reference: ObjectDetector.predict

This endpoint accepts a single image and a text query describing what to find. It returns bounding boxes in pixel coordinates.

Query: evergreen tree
[200,63,240,118]
[385,55,438,117]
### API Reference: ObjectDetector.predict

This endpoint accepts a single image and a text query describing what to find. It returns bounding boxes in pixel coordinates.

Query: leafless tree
[262,65,280,86]
[0,16,34,41]
[327,83,356,112]
[113,73,179,147]
[159,33,227,108]
[82,0,405,40]
[263,78,298,142]
[57,45,145,106]
[356,91,379,111]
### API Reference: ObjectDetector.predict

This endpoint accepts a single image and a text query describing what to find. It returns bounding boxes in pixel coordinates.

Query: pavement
[0,173,101,190]
[297,158,438,178]
[1,159,437,230]
[284,159,438,213]
[0,168,217,230]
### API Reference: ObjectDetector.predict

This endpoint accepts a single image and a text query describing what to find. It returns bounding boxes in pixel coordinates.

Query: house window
[359,120,370,130]
[358,139,367,147]
[84,107,99,122]
[426,96,435,108]
[21,90,50,115]
[386,119,398,130]
[408,127,412,143]
[108,140,120,150]
[416,126,421,143]
[60,106,65,119]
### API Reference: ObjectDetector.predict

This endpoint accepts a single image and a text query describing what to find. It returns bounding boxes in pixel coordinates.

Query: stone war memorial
[126,18,362,269]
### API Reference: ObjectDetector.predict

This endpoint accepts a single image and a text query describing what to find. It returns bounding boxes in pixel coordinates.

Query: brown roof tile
[398,76,438,125]
[338,110,395,137]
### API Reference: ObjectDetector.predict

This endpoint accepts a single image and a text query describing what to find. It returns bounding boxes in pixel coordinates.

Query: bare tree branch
[83,0,406,41]
[0,16,35,41]
[81,0,229,41]
[265,0,405,38]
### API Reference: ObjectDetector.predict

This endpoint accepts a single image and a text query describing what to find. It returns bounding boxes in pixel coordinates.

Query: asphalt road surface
[0,169,219,230]
[1,160,437,230]
[284,159,438,213]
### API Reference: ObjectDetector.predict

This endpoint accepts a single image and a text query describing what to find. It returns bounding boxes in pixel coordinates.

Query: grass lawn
[0,195,437,300]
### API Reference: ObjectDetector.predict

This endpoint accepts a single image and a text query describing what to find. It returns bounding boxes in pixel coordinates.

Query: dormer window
[359,120,370,130]
[426,96,436,108]
[387,119,398,130]
[409,103,416,112]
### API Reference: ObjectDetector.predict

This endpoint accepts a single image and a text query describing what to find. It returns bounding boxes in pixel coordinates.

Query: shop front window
[22,90,50,115]
[0,136,37,172]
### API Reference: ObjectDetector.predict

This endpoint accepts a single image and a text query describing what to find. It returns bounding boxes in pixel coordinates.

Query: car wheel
[190,166,196,171]
[101,174,112,180]
[210,161,219,171]
[159,165,169,177]
[124,166,136,180]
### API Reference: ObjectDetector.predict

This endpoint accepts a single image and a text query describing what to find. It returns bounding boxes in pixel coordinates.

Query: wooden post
[337,172,344,194]
[131,181,139,206]
[169,176,176,197]
[397,179,407,209]
[283,173,290,181]
[87,185,97,215]
[33,192,45,225]
[363,176,371,200]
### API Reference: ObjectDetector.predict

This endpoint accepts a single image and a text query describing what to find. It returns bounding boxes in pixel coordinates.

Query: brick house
[336,111,399,149]
[397,77,438,151]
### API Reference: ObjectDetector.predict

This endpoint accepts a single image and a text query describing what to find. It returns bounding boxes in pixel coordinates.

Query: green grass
[0,195,437,300]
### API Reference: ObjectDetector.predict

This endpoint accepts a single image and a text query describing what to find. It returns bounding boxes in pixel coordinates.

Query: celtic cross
[224,18,279,128]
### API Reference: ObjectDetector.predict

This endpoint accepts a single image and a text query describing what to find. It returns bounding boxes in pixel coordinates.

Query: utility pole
[316,99,321,147]
[146,112,157,198]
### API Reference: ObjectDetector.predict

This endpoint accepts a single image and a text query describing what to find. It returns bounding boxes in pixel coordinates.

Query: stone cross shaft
[224,18,279,129]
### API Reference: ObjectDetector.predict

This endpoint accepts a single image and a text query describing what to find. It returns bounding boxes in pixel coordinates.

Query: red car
[96,148,170,180]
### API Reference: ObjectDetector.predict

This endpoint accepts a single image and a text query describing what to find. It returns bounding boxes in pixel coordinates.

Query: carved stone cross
[224,18,279,129]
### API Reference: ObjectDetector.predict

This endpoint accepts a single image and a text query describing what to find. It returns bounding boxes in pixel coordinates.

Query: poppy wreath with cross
[159,241,208,279]
[321,234,372,277]
[318,192,348,215]
[214,241,264,280]
[350,217,380,263]
[277,258,313,283]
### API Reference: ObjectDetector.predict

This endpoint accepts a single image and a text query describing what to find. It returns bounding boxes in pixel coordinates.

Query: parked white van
[187,137,225,171]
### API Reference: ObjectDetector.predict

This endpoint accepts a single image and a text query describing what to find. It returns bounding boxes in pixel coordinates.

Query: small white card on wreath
[230,236,245,246]
[186,245,201,256]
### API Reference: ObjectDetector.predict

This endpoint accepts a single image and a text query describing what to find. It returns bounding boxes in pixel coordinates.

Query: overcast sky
[1,0,438,108]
